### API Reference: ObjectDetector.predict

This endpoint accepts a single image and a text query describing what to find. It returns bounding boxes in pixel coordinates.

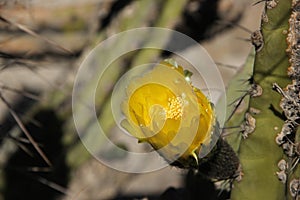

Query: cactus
[226,0,300,199]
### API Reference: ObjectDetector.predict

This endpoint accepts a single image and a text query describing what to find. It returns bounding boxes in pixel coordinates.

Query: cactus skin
[228,1,293,199]
[225,50,254,153]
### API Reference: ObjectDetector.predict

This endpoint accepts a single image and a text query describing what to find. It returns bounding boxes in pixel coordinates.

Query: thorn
[0,82,41,101]
[0,93,52,167]
[36,176,70,195]
[0,15,73,55]
[216,20,253,34]
[252,0,266,6]
[26,166,52,172]
[226,92,248,123]
[272,83,298,106]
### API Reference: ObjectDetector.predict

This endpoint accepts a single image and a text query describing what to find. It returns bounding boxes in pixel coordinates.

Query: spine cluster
[275,0,300,197]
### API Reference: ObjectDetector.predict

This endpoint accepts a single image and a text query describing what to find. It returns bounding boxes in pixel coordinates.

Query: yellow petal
[121,60,215,168]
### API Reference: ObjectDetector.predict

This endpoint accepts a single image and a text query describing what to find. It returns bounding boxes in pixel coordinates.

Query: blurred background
[0,0,263,199]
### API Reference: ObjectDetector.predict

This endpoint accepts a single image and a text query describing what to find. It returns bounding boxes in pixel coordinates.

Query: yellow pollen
[166,96,183,120]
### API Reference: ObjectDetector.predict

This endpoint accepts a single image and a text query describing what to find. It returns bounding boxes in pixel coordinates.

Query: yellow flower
[121,59,215,168]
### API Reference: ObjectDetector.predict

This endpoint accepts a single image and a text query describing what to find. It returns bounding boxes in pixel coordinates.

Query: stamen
[166,96,183,120]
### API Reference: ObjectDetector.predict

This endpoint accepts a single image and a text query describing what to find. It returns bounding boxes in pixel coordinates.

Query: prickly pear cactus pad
[229,1,295,199]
